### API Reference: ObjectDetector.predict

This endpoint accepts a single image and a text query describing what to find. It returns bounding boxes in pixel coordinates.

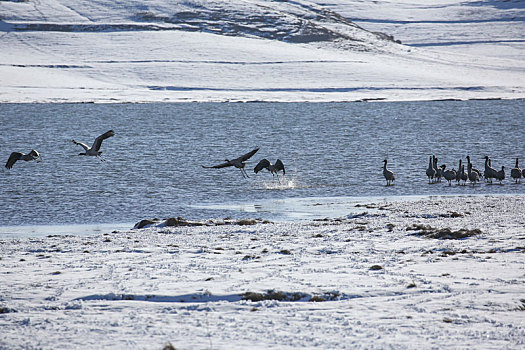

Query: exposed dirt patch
[407,224,481,239]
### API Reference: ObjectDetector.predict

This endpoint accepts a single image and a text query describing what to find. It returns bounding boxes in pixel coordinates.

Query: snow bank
[0,195,523,349]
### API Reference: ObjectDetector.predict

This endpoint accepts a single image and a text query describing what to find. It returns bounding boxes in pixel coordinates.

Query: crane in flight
[5,150,42,169]
[254,158,285,181]
[72,130,115,161]
[202,147,259,178]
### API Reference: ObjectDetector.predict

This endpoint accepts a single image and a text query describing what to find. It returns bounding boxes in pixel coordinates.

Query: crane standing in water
[383,159,395,186]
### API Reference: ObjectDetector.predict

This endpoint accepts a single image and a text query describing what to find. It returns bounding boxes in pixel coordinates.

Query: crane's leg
[240,168,249,178]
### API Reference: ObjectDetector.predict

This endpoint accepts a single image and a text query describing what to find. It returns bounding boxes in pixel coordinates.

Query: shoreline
[0,97,523,104]
[1,193,523,238]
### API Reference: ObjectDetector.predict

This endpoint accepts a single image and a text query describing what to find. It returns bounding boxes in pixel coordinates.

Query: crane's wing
[202,160,233,169]
[274,159,285,175]
[236,147,259,162]
[254,159,270,174]
[72,140,89,151]
[92,130,115,151]
[5,152,22,169]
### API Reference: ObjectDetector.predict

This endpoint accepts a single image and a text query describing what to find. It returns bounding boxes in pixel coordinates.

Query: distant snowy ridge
[0,0,399,50]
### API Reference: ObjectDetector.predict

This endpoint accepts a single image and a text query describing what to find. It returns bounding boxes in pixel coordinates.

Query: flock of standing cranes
[5,130,286,180]
[383,154,524,186]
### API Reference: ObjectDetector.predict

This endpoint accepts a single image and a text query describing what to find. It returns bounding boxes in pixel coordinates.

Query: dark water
[1,100,524,226]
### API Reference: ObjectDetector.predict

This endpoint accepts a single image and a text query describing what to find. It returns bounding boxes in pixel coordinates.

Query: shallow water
[1,100,524,228]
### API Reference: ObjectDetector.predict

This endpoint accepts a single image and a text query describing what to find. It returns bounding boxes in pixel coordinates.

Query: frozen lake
[1,100,524,228]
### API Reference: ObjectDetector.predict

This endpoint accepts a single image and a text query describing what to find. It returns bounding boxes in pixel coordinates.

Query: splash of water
[260,176,298,190]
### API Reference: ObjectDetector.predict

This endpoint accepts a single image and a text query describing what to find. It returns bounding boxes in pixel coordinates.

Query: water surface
[1,100,524,228]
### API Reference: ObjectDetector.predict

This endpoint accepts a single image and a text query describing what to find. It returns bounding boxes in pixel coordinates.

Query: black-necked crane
[510,158,522,183]
[467,162,479,184]
[5,150,42,169]
[484,156,497,183]
[202,147,259,178]
[466,155,482,179]
[459,164,468,185]
[456,159,463,184]
[72,130,115,161]
[383,159,395,186]
[433,156,443,182]
[426,155,436,183]
[442,165,456,186]
[495,166,505,184]
[254,158,285,180]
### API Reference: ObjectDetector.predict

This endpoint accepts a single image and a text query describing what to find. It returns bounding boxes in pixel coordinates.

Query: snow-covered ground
[1,195,524,349]
[0,0,523,102]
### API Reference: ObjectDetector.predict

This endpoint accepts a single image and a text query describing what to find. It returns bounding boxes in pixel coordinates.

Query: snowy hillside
[0,0,523,102]
[0,0,400,49]
[319,0,525,58]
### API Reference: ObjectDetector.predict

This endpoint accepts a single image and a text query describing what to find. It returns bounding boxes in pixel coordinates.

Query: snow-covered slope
[0,0,399,48]
[0,0,523,102]
[317,0,525,60]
